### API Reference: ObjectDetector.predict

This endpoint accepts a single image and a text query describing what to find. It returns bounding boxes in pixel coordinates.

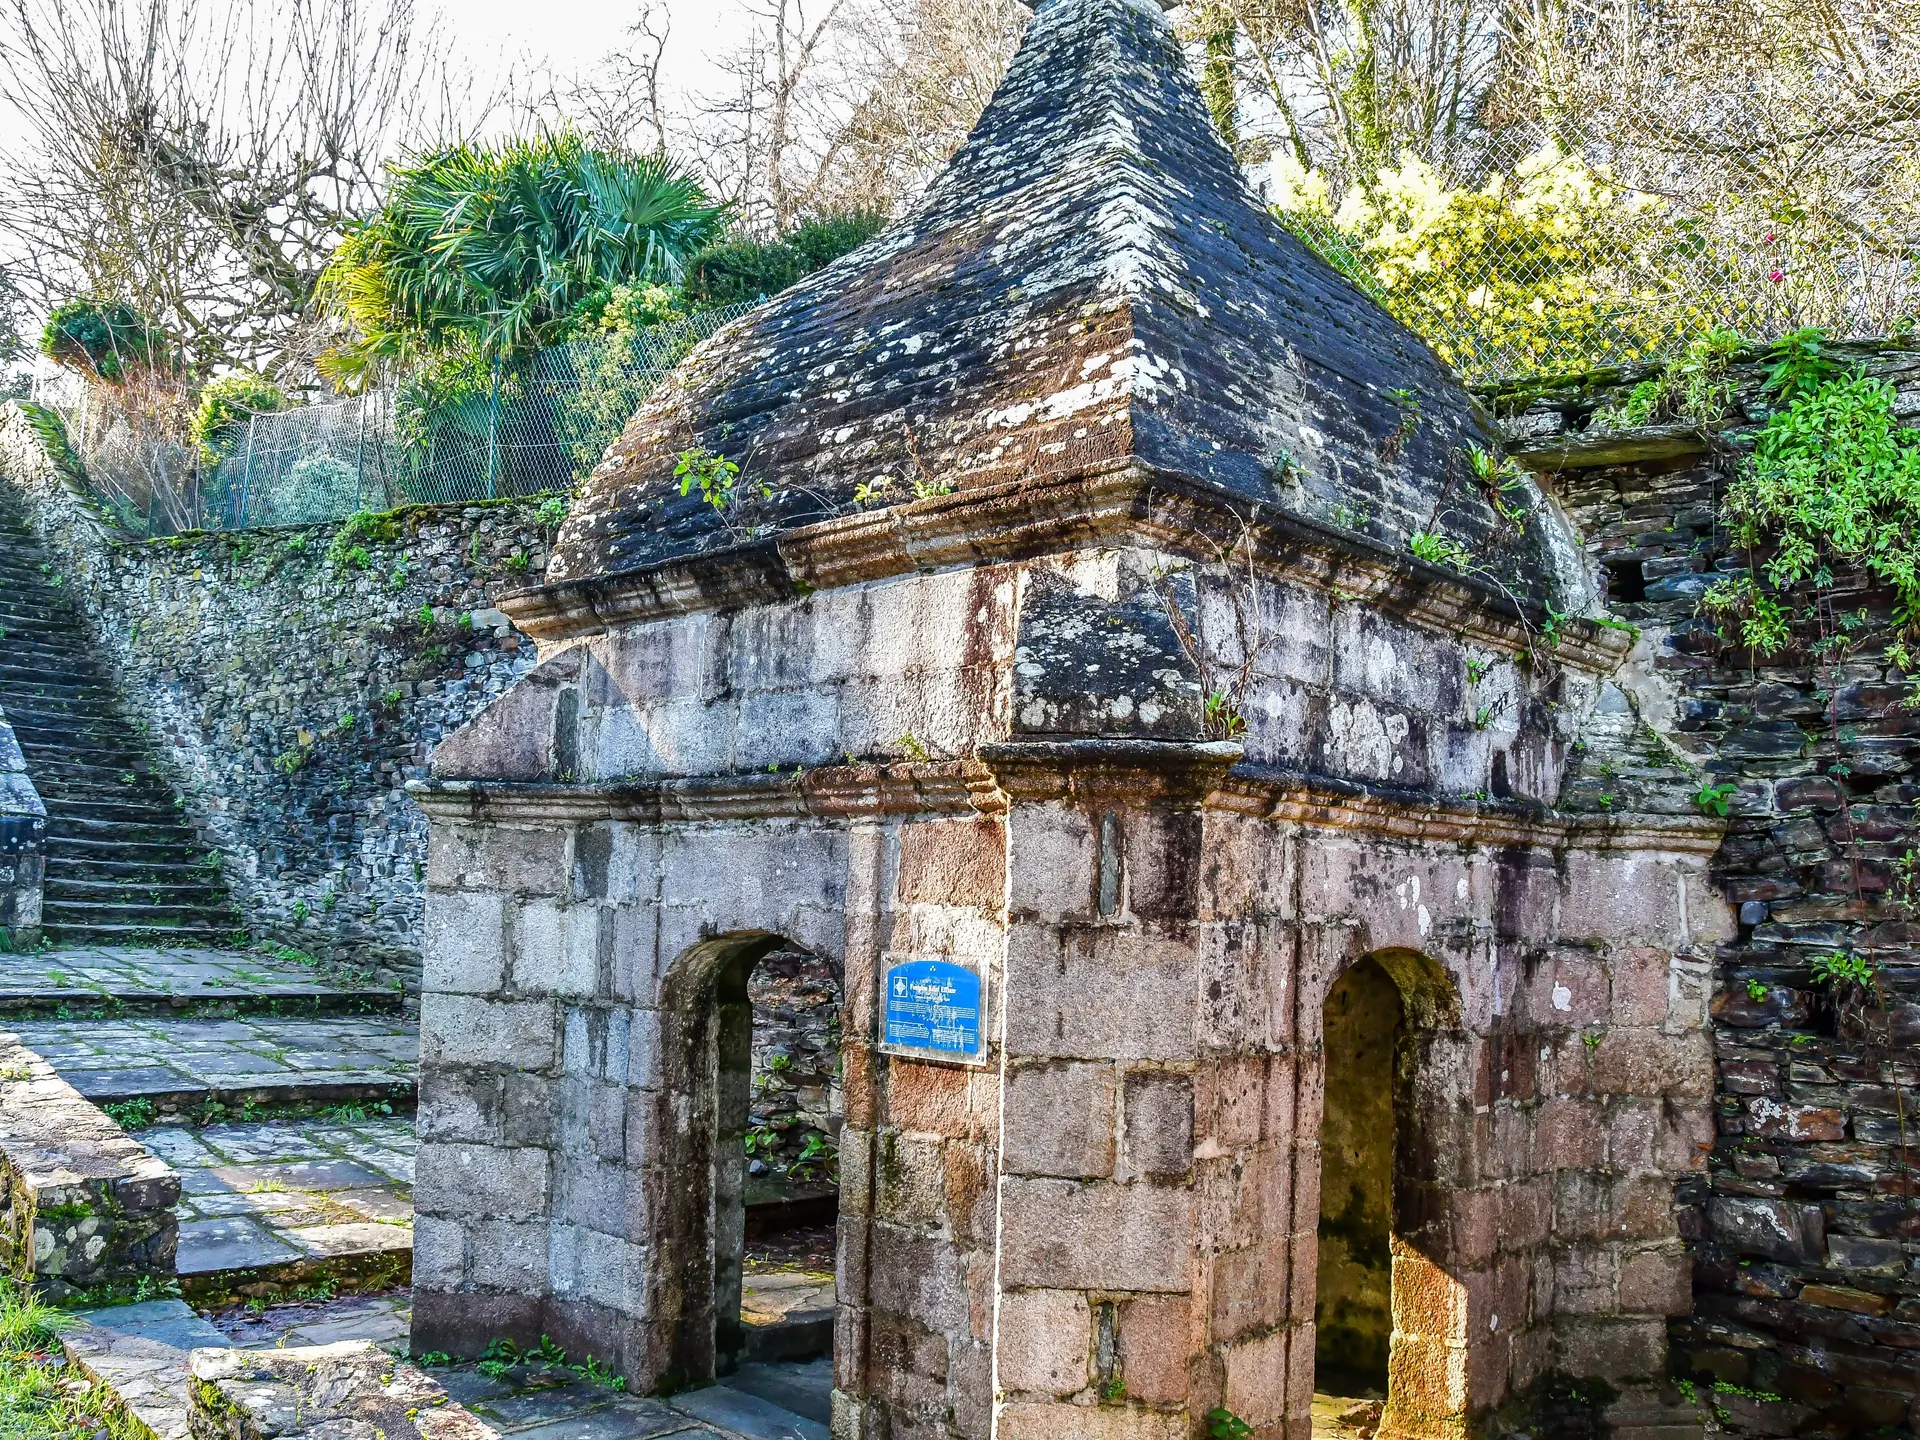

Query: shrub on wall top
[39,299,171,384]
[681,211,889,308]
[190,373,289,464]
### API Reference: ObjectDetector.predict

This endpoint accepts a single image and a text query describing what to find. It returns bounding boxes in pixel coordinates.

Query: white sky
[452,0,758,113]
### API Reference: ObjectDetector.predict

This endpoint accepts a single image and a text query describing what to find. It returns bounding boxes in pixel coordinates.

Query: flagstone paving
[7,1013,417,1114]
[137,1115,415,1287]
[70,1294,831,1440]
[0,943,401,1017]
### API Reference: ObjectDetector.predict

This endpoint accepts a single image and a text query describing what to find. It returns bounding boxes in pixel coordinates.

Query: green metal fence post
[487,359,500,500]
[239,413,257,527]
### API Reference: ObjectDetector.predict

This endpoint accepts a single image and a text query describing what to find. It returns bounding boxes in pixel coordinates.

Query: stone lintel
[978,738,1245,804]
[500,463,1631,675]
[1509,422,1711,473]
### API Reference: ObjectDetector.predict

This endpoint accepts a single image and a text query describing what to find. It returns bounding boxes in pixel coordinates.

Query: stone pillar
[0,704,44,951]
[987,740,1254,1438]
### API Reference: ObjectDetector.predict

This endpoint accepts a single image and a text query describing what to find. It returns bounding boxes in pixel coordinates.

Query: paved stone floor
[1313,1391,1385,1438]
[140,1116,414,1277]
[71,1294,831,1440]
[0,943,396,1011]
[8,1014,417,1109]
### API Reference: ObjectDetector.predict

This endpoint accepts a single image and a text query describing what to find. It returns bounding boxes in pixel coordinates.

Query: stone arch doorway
[656,930,846,1413]
[1314,948,1463,1440]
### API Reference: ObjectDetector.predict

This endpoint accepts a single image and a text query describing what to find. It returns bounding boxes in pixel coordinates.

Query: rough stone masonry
[405,1,1732,1438]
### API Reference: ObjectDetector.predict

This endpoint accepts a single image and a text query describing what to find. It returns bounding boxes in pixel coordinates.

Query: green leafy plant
[1410,531,1474,572]
[681,211,888,307]
[1719,333,1920,640]
[318,133,726,385]
[102,1097,158,1130]
[1379,386,1422,461]
[1595,329,1746,428]
[1693,780,1738,816]
[39,297,171,383]
[1205,1409,1253,1440]
[897,732,931,762]
[1204,691,1247,739]
[1761,326,1844,404]
[327,510,401,567]
[1465,444,1532,521]
[1699,576,1792,656]
[536,495,569,528]
[1746,979,1770,1002]
[674,447,740,511]
[1810,950,1876,989]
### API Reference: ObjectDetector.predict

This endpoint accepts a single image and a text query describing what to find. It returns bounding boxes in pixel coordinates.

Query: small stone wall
[0,1032,178,1300]
[0,402,550,980]
[1501,341,1920,1437]
[191,1341,498,1439]
[748,947,843,1184]
[0,704,45,950]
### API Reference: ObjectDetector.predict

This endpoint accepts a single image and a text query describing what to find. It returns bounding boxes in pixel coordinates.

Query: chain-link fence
[30,304,755,535]
[1236,4,1920,384]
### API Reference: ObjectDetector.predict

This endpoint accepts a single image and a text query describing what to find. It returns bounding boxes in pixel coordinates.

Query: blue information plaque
[882,959,985,1063]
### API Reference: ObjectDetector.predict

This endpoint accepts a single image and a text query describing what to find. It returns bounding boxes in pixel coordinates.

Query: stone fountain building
[406,0,1727,1435]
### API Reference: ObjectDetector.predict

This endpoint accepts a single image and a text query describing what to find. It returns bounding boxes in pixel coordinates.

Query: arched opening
[663,932,843,1432]
[1315,955,1399,1437]
[1314,948,1460,1440]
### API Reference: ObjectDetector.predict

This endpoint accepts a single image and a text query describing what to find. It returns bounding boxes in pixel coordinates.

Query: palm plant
[318,133,726,389]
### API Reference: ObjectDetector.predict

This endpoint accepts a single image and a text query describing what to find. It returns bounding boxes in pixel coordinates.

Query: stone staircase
[0,500,238,946]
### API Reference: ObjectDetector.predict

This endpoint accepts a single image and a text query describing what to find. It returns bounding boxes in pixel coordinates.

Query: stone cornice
[410,752,1723,855]
[501,463,1631,675]
[408,761,1008,825]
[1214,764,1727,855]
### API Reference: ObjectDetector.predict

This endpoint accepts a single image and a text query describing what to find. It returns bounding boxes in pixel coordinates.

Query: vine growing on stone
[1694,328,1920,1179]
[1145,496,1273,742]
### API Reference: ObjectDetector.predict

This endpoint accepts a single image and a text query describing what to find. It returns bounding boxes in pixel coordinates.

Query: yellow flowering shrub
[1270,146,1686,378]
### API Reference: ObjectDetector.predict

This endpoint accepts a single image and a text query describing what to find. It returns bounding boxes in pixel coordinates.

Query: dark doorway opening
[707,942,843,1432]
[1314,955,1400,1436]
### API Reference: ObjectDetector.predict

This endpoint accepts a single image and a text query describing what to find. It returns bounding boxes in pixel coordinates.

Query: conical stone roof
[546,0,1560,603]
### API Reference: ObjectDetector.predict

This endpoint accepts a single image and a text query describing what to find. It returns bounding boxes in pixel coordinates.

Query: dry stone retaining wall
[0,402,551,979]
[1505,342,1920,1438]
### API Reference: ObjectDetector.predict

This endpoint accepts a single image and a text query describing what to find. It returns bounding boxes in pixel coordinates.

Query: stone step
[46,877,232,905]
[63,1300,231,1440]
[141,1112,415,1303]
[12,1013,417,1115]
[0,676,118,699]
[43,905,238,935]
[47,838,213,865]
[42,794,199,820]
[40,815,209,846]
[671,1380,831,1440]
[44,919,246,945]
[0,943,404,1018]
